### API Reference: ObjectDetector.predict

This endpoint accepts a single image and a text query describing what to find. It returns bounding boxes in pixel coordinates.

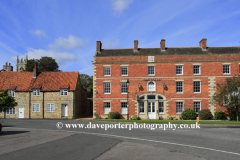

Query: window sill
[176,92,183,94]
[139,113,145,114]
[193,74,201,75]
[176,113,182,114]
[148,75,155,76]
[104,93,111,95]
[176,74,183,76]
[159,113,164,114]
[148,90,156,92]
[193,92,201,94]
[104,75,111,77]
[121,75,128,76]
[223,73,231,75]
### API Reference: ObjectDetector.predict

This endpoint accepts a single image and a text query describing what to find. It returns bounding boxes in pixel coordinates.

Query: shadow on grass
[2,125,15,127]
[0,131,30,136]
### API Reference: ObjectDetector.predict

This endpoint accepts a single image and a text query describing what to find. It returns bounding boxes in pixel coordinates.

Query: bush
[198,109,213,120]
[167,115,173,120]
[131,115,140,120]
[107,111,122,119]
[94,113,102,119]
[181,108,196,120]
[229,110,237,121]
[214,111,225,120]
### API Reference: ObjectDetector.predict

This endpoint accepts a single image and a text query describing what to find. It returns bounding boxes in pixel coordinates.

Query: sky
[0,0,240,76]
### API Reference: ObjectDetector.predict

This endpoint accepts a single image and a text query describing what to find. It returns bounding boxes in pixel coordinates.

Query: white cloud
[111,0,133,13]
[30,30,46,37]
[49,35,86,50]
[103,39,120,48]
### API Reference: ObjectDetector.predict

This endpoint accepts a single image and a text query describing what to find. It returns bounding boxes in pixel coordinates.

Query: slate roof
[0,71,79,92]
[95,47,240,57]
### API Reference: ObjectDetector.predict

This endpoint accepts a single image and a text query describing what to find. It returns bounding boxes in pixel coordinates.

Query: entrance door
[18,108,24,118]
[148,102,156,119]
[62,104,68,117]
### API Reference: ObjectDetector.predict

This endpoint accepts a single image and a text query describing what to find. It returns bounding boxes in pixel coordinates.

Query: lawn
[96,119,240,124]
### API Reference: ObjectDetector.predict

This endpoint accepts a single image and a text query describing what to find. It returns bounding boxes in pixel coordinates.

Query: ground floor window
[6,107,15,115]
[194,102,201,113]
[47,104,55,112]
[139,102,144,113]
[121,102,128,114]
[104,102,111,114]
[176,102,183,113]
[159,102,164,113]
[32,104,40,112]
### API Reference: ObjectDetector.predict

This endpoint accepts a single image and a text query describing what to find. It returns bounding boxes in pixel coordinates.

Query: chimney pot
[96,41,102,53]
[134,40,138,52]
[160,39,166,51]
[199,38,207,50]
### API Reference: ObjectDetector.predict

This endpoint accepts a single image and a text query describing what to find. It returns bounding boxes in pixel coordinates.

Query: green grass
[96,119,240,124]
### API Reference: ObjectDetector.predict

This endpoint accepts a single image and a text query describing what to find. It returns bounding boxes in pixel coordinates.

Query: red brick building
[93,39,240,119]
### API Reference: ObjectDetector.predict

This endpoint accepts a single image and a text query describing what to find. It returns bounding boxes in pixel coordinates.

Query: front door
[62,104,68,117]
[148,102,156,119]
[18,107,24,118]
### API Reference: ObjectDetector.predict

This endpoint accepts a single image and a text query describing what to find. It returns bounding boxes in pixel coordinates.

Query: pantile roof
[0,71,79,92]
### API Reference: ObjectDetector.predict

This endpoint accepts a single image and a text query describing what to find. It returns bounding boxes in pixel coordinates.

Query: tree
[80,74,93,98]
[25,57,60,72]
[214,76,240,121]
[0,91,18,118]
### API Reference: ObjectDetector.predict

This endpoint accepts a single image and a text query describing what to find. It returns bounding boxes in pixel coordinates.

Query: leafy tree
[80,74,93,98]
[25,57,60,72]
[214,76,240,121]
[0,91,17,118]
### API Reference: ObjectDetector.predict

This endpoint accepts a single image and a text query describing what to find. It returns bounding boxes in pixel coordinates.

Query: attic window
[60,89,68,96]
[33,89,40,96]
[7,90,15,97]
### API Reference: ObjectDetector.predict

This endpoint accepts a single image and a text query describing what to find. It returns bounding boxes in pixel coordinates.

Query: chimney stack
[33,65,38,79]
[160,39,166,51]
[134,40,138,52]
[199,38,207,50]
[96,41,102,53]
[6,62,7,66]
[9,63,10,66]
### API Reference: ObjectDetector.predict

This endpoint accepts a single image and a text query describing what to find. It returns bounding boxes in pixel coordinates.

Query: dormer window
[60,89,68,96]
[33,89,40,96]
[7,90,15,97]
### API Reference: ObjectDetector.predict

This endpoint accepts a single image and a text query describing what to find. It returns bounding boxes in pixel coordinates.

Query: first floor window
[223,65,230,74]
[193,81,201,93]
[33,89,40,96]
[121,82,128,93]
[194,102,201,113]
[148,82,155,91]
[148,66,155,75]
[193,65,200,74]
[104,67,111,76]
[32,104,40,112]
[139,102,144,113]
[104,82,111,94]
[176,81,183,93]
[104,102,111,114]
[60,89,68,96]
[7,90,15,97]
[121,66,128,76]
[47,104,54,112]
[6,107,15,115]
[121,102,128,114]
[176,65,183,75]
[159,102,164,113]
[176,102,183,113]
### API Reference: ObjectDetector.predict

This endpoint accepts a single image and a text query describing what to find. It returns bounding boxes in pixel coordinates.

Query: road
[0,119,240,160]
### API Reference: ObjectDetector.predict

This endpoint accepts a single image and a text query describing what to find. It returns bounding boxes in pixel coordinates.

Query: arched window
[148,82,155,91]
[158,95,164,100]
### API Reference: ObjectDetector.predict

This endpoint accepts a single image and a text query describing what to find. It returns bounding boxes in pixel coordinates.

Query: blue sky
[0,0,240,76]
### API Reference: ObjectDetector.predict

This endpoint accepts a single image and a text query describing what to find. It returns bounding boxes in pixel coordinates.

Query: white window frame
[33,89,40,96]
[104,102,111,114]
[223,64,230,75]
[148,81,156,91]
[176,102,183,114]
[121,102,128,114]
[176,65,183,75]
[7,90,15,97]
[121,82,128,94]
[104,82,111,94]
[159,102,164,114]
[193,81,201,93]
[193,65,201,75]
[121,66,128,76]
[47,104,55,112]
[176,81,183,93]
[60,89,68,96]
[139,102,144,114]
[104,66,111,76]
[32,104,40,112]
[6,107,15,115]
[194,102,201,114]
[148,66,155,76]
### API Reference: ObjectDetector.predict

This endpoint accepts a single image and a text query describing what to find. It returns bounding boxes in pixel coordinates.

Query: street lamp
[126,79,130,120]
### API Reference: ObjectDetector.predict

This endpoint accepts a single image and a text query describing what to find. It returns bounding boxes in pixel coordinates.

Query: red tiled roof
[0,71,79,92]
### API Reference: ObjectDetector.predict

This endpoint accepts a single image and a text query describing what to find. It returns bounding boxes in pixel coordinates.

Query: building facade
[0,66,90,119]
[93,39,240,119]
